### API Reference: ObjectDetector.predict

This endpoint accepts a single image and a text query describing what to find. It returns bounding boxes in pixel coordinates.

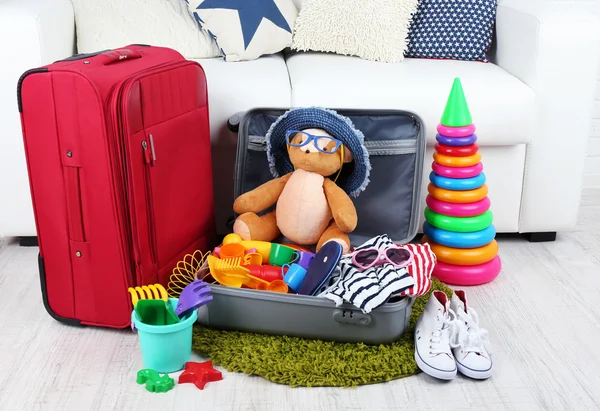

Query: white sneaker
[449,290,493,379]
[414,291,458,380]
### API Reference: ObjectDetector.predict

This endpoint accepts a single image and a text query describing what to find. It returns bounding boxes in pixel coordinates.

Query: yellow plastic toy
[206,254,288,293]
[207,255,248,287]
[128,284,168,307]
[222,233,272,261]
[433,151,481,167]
[428,183,488,204]
[242,252,263,265]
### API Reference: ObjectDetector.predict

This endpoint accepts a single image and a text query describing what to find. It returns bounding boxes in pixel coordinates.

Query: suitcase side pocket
[63,166,86,242]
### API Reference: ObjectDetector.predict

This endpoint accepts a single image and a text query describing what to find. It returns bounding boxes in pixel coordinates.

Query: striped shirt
[396,242,436,298]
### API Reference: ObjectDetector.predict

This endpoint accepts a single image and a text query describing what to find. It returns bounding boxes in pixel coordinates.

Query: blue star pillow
[405,0,497,62]
[186,0,298,62]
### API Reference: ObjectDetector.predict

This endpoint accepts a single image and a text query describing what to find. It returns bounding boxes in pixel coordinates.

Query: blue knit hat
[265,107,371,197]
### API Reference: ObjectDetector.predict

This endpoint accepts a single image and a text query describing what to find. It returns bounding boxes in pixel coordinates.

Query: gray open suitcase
[196,108,426,344]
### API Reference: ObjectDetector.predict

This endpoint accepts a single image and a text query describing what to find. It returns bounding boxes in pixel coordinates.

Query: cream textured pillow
[71,0,221,59]
[291,0,419,63]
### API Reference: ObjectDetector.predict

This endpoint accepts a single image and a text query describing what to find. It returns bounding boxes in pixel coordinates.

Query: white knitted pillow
[71,0,221,59]
[291,0,419,63]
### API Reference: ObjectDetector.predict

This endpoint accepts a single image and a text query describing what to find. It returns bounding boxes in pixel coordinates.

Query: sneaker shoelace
[429,307,459,356]
[451,307,493,355]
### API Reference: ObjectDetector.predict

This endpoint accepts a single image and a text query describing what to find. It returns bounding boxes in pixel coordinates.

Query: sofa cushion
[285,52,534,146]
[191,53,291,233]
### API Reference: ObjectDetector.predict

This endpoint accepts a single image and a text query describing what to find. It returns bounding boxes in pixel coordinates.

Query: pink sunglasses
[351,245,414,271]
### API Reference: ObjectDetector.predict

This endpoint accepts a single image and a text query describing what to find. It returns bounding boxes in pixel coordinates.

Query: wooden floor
[1,189,599,411]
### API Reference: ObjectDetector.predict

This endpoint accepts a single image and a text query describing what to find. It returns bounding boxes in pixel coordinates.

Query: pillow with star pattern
[186,0,298,62]
[405,0,497,62]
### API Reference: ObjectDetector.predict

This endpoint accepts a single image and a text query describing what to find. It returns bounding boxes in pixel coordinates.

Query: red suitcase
[18,45,216,328]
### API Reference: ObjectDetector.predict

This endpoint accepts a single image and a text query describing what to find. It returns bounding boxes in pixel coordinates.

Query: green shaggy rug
[192,278,452,387]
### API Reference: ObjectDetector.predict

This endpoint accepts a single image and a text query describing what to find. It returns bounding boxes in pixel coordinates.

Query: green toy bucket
[131,298,198,373]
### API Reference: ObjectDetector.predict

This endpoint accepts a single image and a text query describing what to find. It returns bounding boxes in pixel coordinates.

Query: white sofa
[1,0,599,243]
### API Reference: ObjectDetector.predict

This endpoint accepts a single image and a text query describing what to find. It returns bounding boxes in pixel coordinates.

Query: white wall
[570,0,600,188]
[589,77,600,188]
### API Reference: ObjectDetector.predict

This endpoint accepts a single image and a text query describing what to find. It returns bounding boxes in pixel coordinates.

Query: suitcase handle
[101,49,142,65]
[54,50,111,63]
[227,112,245,133]
[53,48,143,64]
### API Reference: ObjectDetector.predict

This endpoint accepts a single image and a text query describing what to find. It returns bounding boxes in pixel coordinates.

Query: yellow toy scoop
[207,255,289,293]
[207,256,250,288]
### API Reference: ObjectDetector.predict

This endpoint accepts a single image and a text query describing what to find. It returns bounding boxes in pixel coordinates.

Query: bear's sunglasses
[351,245,414,271]
[285,130,343,154]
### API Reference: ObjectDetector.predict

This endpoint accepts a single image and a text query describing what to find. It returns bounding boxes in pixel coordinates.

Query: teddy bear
[232,107,371,253]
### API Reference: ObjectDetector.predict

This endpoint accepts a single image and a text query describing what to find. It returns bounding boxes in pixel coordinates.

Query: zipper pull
[148,134,157,166]
[142,141,151,164]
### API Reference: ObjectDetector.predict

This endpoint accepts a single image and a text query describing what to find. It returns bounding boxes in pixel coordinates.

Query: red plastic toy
[178,361,223,390]
[244,265,285,283]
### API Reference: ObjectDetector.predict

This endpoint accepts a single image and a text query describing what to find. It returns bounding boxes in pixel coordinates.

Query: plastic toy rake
[128,284,168,307]
[175,280,213,317]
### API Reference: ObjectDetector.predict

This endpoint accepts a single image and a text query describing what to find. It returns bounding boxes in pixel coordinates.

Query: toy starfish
[178,361,223,390]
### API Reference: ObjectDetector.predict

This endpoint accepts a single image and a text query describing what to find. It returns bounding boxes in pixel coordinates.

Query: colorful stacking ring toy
[435,143,479,157]
[432,256,502,286]
[432,162,483,179]
[437,123,476,137]
[429,171,486,191]
[424,207,493,233]
[436,133,478,147]
[422,236,498,266]
[423,222,496,248]
[428,183,488,203]
[433,152,481,168]
[426,195,491,217]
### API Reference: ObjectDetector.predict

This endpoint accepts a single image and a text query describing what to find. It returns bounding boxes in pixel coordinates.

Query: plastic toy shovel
[175,280,213,318]
[135,299,180,326]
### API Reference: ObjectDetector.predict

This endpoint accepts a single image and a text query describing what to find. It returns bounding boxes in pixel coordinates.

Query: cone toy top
[440,78,472,127]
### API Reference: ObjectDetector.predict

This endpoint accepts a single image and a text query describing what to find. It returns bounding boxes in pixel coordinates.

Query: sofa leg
[19,236,38,247]
[523,232,557,243]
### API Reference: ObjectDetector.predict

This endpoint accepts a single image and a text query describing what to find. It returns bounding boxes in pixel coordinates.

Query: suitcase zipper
[248,136,267,151]
[245,136,417,154]
[141,139,158,265]
[107,82,137,288]
[363,139,417,155]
